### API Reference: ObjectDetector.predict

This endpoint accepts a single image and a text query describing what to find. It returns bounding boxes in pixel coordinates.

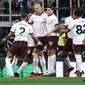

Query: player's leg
[28,49,43,77]
[11,55,19,69]
[5,41,18,77]
[39,51,46,74]
[28,37,47,77]
[62,38,74,76]
[73,45,84,77]
[44,49,56,76]
[62,52,74,76]
[37,37,47,75]
[5,51,14,77]
[14,47,33,77]
[28,48,39,77]
[44,36,58,75]
[62,52,72,68]
[13,41,28,77]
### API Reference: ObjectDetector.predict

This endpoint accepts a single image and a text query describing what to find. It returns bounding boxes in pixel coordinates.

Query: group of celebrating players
[2,3,85,78]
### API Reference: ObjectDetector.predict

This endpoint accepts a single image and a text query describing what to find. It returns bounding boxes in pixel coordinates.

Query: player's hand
[2,38,7,43]
[15,20,20,23]
[36,41,43,46]
[83,38,85,45]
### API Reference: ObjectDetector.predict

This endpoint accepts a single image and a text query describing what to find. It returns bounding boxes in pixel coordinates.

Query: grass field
[0,77,85,85]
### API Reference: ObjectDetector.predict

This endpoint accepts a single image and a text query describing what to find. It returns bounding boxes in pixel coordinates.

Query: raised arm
[2,31,14,42]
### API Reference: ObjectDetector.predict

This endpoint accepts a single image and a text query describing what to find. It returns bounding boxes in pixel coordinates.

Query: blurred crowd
[0,0,85,14]
[0,0,43,14]
[0,0,85,21]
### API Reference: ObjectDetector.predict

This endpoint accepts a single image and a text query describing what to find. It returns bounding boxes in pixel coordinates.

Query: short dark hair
[73,8,84,17]
[27,8,34,14]
[47,6,55,10]
[21,12,27,18]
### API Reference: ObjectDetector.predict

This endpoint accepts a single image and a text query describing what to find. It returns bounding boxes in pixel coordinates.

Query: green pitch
[0,77,85,85]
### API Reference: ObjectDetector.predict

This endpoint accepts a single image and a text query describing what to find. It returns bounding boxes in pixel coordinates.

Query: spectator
[12,0,17,14]
[81,0,85,9]
[27,0,42,10]
[0,0,4,14]
[3,0,9,14]
[12,0,27,14]
[27,0,33,9]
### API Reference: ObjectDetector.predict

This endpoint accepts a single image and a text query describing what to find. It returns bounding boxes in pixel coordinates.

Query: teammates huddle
[2,3,85,77]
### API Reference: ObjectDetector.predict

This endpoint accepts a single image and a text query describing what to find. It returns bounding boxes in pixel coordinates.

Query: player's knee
[7,51,14,58]
[33,48,39,54]
[57,50,63,56]
[74,52,81,55]
[62,51,68,57]
[47,52,51,56]
[32,53,38,57]
[62,52,68,59]
[47,50,55,56]
[38,51,44,56]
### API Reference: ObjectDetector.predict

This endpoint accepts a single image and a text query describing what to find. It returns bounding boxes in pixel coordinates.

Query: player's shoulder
[65,16,73,21]
[52,14,58,19]
[70,19,77,25]
[27,23,32,27]
[73,18,82,23]
[42,12,48,17]
[78,18,85,21]
[12,21,20,26]
[75,18,85,25]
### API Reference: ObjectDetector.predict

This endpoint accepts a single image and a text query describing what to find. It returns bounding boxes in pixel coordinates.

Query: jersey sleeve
[68,21,76,30]
[53,17,59,25]
[64,18,68,26]
[10,23,16,32]
[28,15,34,24]
[29,26,34,34]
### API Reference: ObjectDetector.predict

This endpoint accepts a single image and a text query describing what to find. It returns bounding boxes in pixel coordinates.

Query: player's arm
[59,25,70,33]
[2,31,14,42]
[30,33,42,46]
[83,35,85,45]
[28,15,34,24]
[46,24,60,36]
[83,39,85,45]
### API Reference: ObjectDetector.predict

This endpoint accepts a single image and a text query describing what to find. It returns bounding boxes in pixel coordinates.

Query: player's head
[21,12,27,20]
[46,6,54,16]
[34,3,43,15]
[72,8,84,19]
[26,8,34,21]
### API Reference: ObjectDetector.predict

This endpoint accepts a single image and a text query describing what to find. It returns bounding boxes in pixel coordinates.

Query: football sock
[32,53,39,73]
[39,56,46,74]
[5,57,14,76]
[75,54,82,72]
[18,62,28,74]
